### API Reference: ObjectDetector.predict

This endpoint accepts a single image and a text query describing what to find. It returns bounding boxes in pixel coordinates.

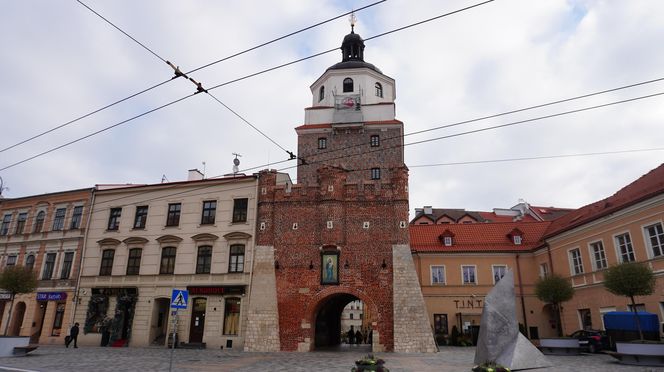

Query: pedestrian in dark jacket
[347,325,355,345]
[66,323,79,348]
[355,329,363,345]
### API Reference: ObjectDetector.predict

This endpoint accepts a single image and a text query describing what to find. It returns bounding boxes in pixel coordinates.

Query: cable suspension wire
[77,0,294,155]
[0,0,386,154]
[0,0,495,170]
[87,145,663,216]
[409,148,664,168]
[76,0,167,63]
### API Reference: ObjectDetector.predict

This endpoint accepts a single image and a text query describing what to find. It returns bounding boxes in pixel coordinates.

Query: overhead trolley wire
[0,0,495,171]
[0,0,386,154]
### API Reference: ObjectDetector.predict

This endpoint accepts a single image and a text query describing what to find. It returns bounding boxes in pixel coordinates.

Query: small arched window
[318,86,325,102]
[25,254,35,270]
[33,211,45,233]
[375,82,383,97]
[343,78,353,93]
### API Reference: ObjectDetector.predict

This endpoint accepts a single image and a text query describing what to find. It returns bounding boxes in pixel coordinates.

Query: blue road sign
[170,289,188,309]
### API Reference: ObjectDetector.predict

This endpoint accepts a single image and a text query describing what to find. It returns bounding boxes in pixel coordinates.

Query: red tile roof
[410,221,551,253]
[544,163,664,238]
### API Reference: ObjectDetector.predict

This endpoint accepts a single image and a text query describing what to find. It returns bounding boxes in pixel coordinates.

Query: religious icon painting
[321,252,339,285]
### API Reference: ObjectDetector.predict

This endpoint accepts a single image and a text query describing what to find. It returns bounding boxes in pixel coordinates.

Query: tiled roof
[529,206,574,221]
[295,119,403,130]
[410,221,550,253]
[544,163,664,238]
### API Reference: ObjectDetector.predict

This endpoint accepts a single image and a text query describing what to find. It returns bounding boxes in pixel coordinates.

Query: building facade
[74,172,264,349]
[244,28,436,353]
[537,164,664,335]
[0,188,93,345]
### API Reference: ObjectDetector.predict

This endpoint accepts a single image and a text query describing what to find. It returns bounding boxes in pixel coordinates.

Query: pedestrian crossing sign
[170,289,188,309]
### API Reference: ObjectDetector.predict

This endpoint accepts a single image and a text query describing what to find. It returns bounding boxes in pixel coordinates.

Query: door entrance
[149,298,170,345]
[189,297,206,343]
[30,302,48,343]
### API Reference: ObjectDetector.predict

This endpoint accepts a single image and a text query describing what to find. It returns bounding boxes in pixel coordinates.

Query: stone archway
[308,289,380,351]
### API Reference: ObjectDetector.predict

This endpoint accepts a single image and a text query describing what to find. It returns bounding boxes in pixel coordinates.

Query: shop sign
[186,285,245,296]
[91,287,138,296]
[453,298,483,309]
[0,292,11,300]
[36,292,67,301]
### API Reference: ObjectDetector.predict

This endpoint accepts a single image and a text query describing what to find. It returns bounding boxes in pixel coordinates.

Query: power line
[77,0,293,155]
[409,148,664,168]
[76,0,167,63]
[0,0,495,171]
[0,0,386,154]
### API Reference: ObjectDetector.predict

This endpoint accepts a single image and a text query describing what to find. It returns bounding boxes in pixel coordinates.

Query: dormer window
[507,228,524,245]
[375,82,383,97]
[343,78,353,93]
[319,86,325,102]
[438,229,455,246]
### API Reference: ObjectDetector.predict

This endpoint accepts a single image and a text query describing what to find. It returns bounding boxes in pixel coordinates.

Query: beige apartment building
[536,164,664,335]
[0,188,93,345]
[74,171,282,349]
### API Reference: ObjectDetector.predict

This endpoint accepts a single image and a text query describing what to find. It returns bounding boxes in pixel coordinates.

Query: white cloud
[1,0,663,219]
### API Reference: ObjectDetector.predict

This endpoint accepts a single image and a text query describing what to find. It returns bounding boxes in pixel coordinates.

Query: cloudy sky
[1,0,663,217]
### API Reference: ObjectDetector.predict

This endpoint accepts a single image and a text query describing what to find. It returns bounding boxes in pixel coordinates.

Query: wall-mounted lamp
[274,260,280,270]
[308,261,314,270]
[381,259,387,269]
[344,260,349,269]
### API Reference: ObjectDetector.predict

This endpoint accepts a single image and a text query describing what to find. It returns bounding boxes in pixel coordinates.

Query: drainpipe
[546,243,554,274]
[70,188,95,327]
[515,254,529,338]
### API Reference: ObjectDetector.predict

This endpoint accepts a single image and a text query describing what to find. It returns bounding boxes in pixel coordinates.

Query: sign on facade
[170,289,188,309]
[36,292,67,301]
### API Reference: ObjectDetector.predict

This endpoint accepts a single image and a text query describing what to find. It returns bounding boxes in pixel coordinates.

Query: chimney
[188,169,204,181]
[423,206,433,215]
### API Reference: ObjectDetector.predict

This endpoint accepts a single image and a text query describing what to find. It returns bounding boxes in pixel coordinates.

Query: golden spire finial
[349,10,357,32]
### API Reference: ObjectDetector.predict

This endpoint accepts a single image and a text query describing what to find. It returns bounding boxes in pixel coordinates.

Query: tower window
[319,86,325,102]
[343,78,353,93]
[375,82,383,97]
[371,168,381,180]
[318,137,327,149]
[370,135,380,147]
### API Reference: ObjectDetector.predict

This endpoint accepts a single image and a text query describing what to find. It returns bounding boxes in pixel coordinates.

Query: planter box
[0,336,30,357]
[539,338,580,355]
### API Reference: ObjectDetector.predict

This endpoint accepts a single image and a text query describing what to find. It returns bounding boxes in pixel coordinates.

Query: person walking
[355,328,363,345]
[66,322,79,348]
[347,325,355,345]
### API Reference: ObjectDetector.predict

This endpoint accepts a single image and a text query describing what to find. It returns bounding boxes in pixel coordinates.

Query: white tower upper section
[303,28,396,126]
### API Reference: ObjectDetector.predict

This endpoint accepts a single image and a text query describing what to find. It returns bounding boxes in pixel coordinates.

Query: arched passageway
[314,293,371,350]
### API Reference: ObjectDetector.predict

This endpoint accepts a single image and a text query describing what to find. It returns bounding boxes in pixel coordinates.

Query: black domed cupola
[341,30,365,62]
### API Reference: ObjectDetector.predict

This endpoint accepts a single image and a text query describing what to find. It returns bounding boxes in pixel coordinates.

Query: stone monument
[474,270,550,370]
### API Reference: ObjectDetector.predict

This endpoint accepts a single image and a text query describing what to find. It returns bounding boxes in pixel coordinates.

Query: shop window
[51,303,66,336]
[433,314,448,335]
[223,298,241,335]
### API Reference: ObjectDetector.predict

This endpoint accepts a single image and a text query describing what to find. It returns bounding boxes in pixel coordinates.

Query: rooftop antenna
[202,161,206,179]
[161,174,169,183]
[0,176,7,197]
[232,153,242,175]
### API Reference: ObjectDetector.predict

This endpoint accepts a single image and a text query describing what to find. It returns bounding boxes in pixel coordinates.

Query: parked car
[568,330,610,353]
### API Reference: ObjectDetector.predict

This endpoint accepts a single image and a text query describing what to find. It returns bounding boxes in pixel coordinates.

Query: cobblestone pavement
[0,345,662,372]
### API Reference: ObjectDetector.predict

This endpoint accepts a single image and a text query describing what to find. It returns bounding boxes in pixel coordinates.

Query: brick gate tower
[244,25,436,353]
